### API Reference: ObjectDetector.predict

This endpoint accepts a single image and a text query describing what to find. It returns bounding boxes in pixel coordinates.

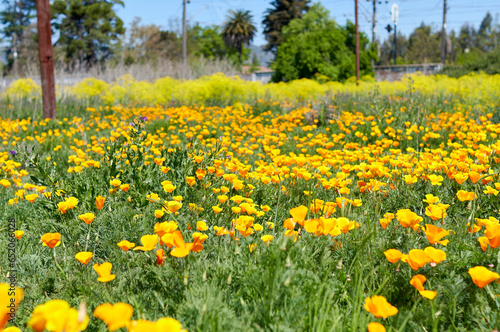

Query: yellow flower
[120,184,130,192]
[96,196,106,210]
[75,252,93,265]
[0,179,11,188]
[197,221,208,231]
[427,174,443,186]
[110,179,122,187]
[13,230,24,239]
[117,240,135,251]
[78,213,95,225]
[27,299,89,332]
[261,234,273,245]
[94,302,133,331]
[367,322,386,332]
[468,266,500,288]
[166,201,182,213]
[93,262,116,282]
[41,233,61,249]
[0,283,23,329]
[133,235,158,251]
[25,193,38,203]
[364,295,398,318]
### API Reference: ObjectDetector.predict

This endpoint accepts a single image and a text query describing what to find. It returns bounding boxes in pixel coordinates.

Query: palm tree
[222,9,257,64]
[262,0,310,55]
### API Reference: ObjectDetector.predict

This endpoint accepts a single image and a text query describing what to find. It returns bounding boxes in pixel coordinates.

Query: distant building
[374,63,443,82]
[240,65,274,84]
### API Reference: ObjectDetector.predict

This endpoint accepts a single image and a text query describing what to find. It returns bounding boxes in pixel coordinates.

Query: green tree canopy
[191,24,247,64]
[221,9,257,64]
[271,4,377,82]
[51,0,125,71]
[262,0,310,55]
[0,0,37,75]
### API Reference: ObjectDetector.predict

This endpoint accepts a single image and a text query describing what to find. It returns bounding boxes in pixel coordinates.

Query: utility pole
[391,4,399,66]
[35,0,56,119]
[440,0,447,65]
[355,0,360,85]
[182,0,188,66]
[371,0,376,43]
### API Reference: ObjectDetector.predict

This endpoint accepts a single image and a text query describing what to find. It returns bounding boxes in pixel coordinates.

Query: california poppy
[364,295,398,318]
[94,302,133,331]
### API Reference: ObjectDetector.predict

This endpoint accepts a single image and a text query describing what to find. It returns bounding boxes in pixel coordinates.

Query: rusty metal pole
[355,0,360,85]
[35,0,56,119]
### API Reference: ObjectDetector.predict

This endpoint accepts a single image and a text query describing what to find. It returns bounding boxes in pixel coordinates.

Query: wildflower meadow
[1,72,500,331]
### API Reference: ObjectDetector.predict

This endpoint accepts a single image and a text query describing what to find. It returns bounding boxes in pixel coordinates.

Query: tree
[0,0,37,75]
[124,17,178,64]
[262,0,310,55]
[406,23,440,64]
[190,24,244,64]
[250,52,260,72]
[272,4,377,82]
[379,32,408,65]
[221,9,257,64]
[51,0,125,71]
[477,12,494,52]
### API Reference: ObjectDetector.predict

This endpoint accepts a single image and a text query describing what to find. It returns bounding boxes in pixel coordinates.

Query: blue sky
[117,0,500,46]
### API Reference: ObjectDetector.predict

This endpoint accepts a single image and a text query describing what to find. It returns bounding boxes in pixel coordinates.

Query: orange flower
[75,252,93,265]
[133,235,158,251]
[186,176,196,187]
[25,193,38,203]
[468,266,500,288]
[425,205,447,221]
[0,283,23,329]
[289,205,308,226]
[409,274,427,291]
[96,196,106,210]
[156,249,165,265]
[364,295,398,318]
[456,190,476,202]
[478,236,490,251]
[41,232,61,249]
[383,249,403,263]
[120,184,130,192]
[367,322,386,332]
[396,209,423,230]
[170,231,190,258]
[422,194,440,204]
[93,262,116,282]
[94,302,134,331]
[13,230,24,239]
[27,299,89,332]
[197,221,208,231]
[78,212,95,225]
[423,246,446,264]
[453,172,468,185]
[407,249,431,270]
[468,171,481,184]
[117,240,135,251]
[0,179,11,188]
[261,234,273,245]
[484,222,500,248]
[212,205,222,213]
[428,174,443,186]
[110,179,122,187]
[409,274,437,300]
[424,224,450,246]
[166,201,182,213]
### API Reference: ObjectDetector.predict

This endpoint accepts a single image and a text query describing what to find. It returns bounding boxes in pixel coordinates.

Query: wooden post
[35,0,56,119]
[355,0,360,85]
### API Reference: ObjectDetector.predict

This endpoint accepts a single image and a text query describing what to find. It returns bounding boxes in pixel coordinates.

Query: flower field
[1,73,500,331]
